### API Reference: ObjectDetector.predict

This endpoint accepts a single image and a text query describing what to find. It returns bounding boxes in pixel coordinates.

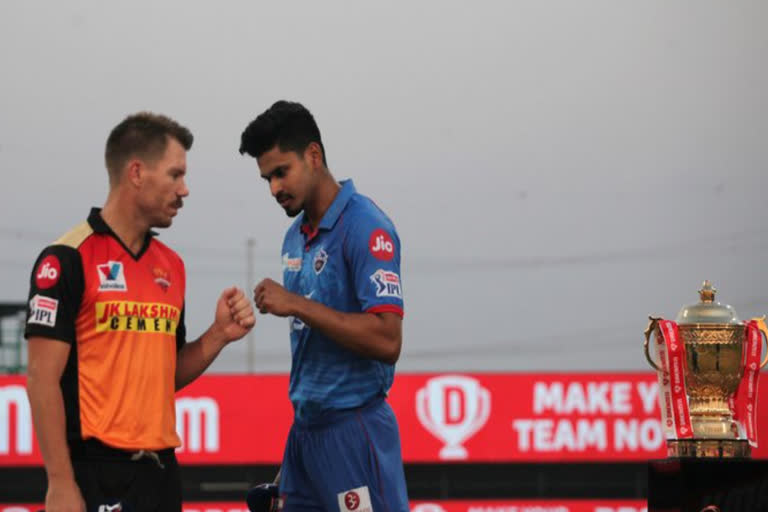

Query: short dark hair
[105,112,193,183]
[239,101,326,165]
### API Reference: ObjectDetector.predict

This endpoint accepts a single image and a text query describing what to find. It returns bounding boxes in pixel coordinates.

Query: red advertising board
[2,373,767,465]
[0,501,648,512]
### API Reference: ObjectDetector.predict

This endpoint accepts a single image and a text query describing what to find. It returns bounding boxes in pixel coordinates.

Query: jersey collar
[304,179,356,230]
[319,179,356,231]
[87,207,157,260]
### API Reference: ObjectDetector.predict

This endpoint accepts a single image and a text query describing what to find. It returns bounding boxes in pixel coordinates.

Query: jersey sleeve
[176,304,187,351]
[24,245,84,344]
[344,216,404,317]
[175,254,187,351]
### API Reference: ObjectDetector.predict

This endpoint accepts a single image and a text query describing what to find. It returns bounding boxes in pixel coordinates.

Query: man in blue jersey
[239,101,408,512]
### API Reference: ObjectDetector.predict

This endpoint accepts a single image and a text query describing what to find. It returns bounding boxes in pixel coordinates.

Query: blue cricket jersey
[281,179,404,422]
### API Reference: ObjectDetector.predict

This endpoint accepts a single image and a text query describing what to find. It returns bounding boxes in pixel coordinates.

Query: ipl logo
[416,375,491,460]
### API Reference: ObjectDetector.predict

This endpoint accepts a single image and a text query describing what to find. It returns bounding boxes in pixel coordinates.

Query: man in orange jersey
[24,112,256,512]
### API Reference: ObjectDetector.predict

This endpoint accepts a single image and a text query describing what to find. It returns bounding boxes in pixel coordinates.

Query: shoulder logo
[369,229,395,261]
[313,248,328,275]
[282,253,302,272]
[370,269,402,298]
[97,261,128,292]
[35,255,61,289]
[28,294,59,327]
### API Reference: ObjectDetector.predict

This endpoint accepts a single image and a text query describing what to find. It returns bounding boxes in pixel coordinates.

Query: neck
[304,172,341,230]
[101,191,150,255]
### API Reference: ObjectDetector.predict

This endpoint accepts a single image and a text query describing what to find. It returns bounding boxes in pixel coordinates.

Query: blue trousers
[280,398,409,512]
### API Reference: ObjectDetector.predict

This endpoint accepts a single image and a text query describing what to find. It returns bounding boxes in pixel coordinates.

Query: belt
[129,449,166,469]
[70,438,173,469]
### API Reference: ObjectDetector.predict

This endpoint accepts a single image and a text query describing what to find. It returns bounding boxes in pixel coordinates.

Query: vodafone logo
[35,255,61,289]
[369,229,394,261]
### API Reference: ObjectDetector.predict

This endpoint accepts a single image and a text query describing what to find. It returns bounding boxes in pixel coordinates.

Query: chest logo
[283,253,302,272]
[153,267,171,291]
[290,291,314,332]
[313,248,328,275]
[97,261,127,292]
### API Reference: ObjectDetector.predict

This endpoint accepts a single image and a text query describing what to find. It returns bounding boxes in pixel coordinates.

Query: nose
[269,177,282,198]
[178,178,190,198]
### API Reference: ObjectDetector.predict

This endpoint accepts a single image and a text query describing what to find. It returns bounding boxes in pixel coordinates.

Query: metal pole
[246,237,256,374]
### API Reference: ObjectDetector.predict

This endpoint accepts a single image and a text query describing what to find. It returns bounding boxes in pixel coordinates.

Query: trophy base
[667,439,751,458]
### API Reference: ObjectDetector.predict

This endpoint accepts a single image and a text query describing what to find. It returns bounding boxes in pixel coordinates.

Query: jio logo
[35,255,61,289]
[369,229,395,261]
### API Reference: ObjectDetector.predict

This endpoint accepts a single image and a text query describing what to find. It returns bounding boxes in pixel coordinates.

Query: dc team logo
[97,261,128,291]
[337,486,372,512]
[314,248,328,275]
[369,229,395,261]
[35,254,61,289]
[370,269,402,298]
[28,294,59,327]
[416,375,491,460]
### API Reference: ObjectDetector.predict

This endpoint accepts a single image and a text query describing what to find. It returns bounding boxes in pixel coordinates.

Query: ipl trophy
[644,281,768,458]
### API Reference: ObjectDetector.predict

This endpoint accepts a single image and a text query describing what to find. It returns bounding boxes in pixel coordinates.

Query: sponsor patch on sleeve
[370,269,402,298]
[28,294,59,327]
[35,254,61,289]
[368,229,395,261]
[337,486,373,512]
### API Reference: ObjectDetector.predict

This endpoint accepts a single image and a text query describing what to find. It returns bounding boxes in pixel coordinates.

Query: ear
[305,142,324,170]
[126,159,143,187]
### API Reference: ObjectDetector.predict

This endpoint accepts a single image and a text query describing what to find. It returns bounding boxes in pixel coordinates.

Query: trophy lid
[675,280,741,325]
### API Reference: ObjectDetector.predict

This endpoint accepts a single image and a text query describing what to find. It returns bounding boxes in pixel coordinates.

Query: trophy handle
[758,321,768,370]
[644,316,662,372]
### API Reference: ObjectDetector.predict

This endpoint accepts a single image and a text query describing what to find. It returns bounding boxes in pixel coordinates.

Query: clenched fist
[214,286,256,342]
[253,278,299,317]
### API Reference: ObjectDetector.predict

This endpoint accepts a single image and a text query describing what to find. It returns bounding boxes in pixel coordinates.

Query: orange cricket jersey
[25,208,187,450]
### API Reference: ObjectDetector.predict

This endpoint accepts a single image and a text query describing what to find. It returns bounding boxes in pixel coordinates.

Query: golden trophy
[644,281,768,457]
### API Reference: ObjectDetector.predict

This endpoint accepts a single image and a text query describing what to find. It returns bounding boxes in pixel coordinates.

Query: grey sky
[2,1,767,372]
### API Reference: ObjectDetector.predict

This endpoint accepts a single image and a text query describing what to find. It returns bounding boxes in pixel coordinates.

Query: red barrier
[0,500,648,512]
[2,373,767,465]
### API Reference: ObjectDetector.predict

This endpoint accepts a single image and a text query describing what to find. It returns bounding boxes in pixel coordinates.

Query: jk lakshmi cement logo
[416,375,491,460]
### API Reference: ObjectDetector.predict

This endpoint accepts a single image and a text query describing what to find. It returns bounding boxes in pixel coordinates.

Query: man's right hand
[46,477,86,512]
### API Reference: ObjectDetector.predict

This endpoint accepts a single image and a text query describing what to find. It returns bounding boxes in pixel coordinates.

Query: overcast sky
[2,1,767,373]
